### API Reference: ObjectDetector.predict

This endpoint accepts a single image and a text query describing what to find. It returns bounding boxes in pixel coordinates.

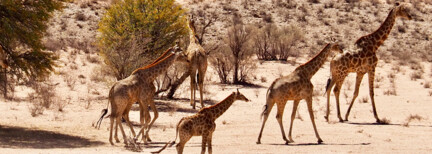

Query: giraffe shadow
[346,122,432,128]
[0,125,104,149]
[129,98,218,114]
[268,142,371,146]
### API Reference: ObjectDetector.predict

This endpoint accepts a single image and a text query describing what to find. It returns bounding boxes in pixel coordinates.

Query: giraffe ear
[236,88,239,94]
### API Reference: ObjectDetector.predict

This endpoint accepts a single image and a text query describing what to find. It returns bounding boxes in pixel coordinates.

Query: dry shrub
[252,24,304,61]
[424,81,431,88]
[75,12,86,21]
[403,114,424,127]
[210,46,233,84]
[27,80,56,117]
[359,96,368,103]
[86,54,100,63]
[44,38,64,52]
[410,70,423,81]
[379,117,390,124]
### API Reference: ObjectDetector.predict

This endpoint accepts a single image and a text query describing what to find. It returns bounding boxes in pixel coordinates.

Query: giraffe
[324,3,412,123]
[186,16,208,109]
[96,45,187,145]
[256,43,343,145]
[152,89,250,154]
[0,46,9,69]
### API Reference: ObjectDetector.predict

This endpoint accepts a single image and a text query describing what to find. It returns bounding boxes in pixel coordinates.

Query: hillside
[0,0,431,153]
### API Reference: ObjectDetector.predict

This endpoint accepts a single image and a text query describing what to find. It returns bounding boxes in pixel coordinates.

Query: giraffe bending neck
[131,51,177,81]
[296,44,333,79]
[356,8,397,50]
[199,93,237,120]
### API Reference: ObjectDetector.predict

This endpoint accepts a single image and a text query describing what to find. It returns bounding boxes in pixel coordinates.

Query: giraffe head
[394,2,412,20]
[329,43,343,54]
[0,47,9,69]
[234,89,250,102]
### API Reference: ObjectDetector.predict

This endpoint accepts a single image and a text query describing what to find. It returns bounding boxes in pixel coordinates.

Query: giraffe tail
[324,78,333,96]
[261,81,275,120]
[151,117,184,153]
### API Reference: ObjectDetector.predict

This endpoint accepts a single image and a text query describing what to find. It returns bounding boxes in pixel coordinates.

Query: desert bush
[410,70,423,81]
[27,80,56,116]
[424,81,431,88]
[252,24,304,61]
[75,12,86,21]
[403,114,424,127]
[98,0,187,80]
[225,15,255,84]
[209,46,233,84]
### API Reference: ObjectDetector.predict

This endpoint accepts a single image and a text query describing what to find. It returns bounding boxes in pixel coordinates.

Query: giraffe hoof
[318,139,323,144]
[324,116,329,122]
[256,141,261,144]
[339,119,344,123]
[285,141,289,145]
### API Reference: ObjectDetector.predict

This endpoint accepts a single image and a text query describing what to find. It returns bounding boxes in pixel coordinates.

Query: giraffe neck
[203,93,236,120]
[296,44,332,79]
[356,8,397,50]
[132,52,177,82]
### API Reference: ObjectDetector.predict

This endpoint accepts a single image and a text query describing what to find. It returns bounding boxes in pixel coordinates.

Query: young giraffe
[0,47,9,69]
[152,89,250,154]
[186,16,208,109]
[256,43,343,145]
[325,3,412,123]
[96,46,187,145]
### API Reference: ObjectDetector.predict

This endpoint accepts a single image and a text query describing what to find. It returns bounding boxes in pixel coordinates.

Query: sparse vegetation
[403,114,424,127]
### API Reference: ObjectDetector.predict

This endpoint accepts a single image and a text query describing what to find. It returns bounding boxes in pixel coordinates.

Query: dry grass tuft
[379,117,391,125]
[403,114,424,127]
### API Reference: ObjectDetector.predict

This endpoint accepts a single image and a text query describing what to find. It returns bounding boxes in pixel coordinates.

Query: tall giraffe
[0,47,9,69]
[96,46,186,145]
[324,3,412,123]
[152,89,250,154]
[256,43,343,145]
[186,16,208,109]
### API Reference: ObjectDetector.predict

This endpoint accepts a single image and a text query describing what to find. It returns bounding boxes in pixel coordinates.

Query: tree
[0,0,63,98]
[226,15,254,84]
[98,0,187,80]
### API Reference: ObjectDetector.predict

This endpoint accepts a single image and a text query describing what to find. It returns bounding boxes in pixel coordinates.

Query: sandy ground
[1,0,432,153]
[1,58,432,153]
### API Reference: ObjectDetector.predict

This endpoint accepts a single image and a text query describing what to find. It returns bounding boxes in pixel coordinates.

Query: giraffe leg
[256,98,276,144]
[306,97,323,144]
[109,116,115,145]
[368,70,381,123]
[333,79,345,122]
[276,101,289,144]
[198,65,207,108]
[190,73,196,109]
[145,99,158,142]
[287,100,300,143]
[201,134,208,154]
[123,108,136,137]
[176,131,192,154]
[325,79,335,122]
[116,116,128,146]
[345,73,365,121]
[207,132,213,154]
[198,70,206,108]
[114,119,120,143]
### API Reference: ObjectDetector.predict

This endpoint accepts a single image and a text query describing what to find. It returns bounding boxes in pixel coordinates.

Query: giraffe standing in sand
[152,89,250,154]
[324,3,412,123]
[0,47,9,69]
[186,16,208,109]
[256,43,343,145]
[96,46,187,145]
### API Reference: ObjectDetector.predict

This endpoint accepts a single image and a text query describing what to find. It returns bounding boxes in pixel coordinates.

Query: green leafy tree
[98,0,187,80]
[0,0,63,97]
